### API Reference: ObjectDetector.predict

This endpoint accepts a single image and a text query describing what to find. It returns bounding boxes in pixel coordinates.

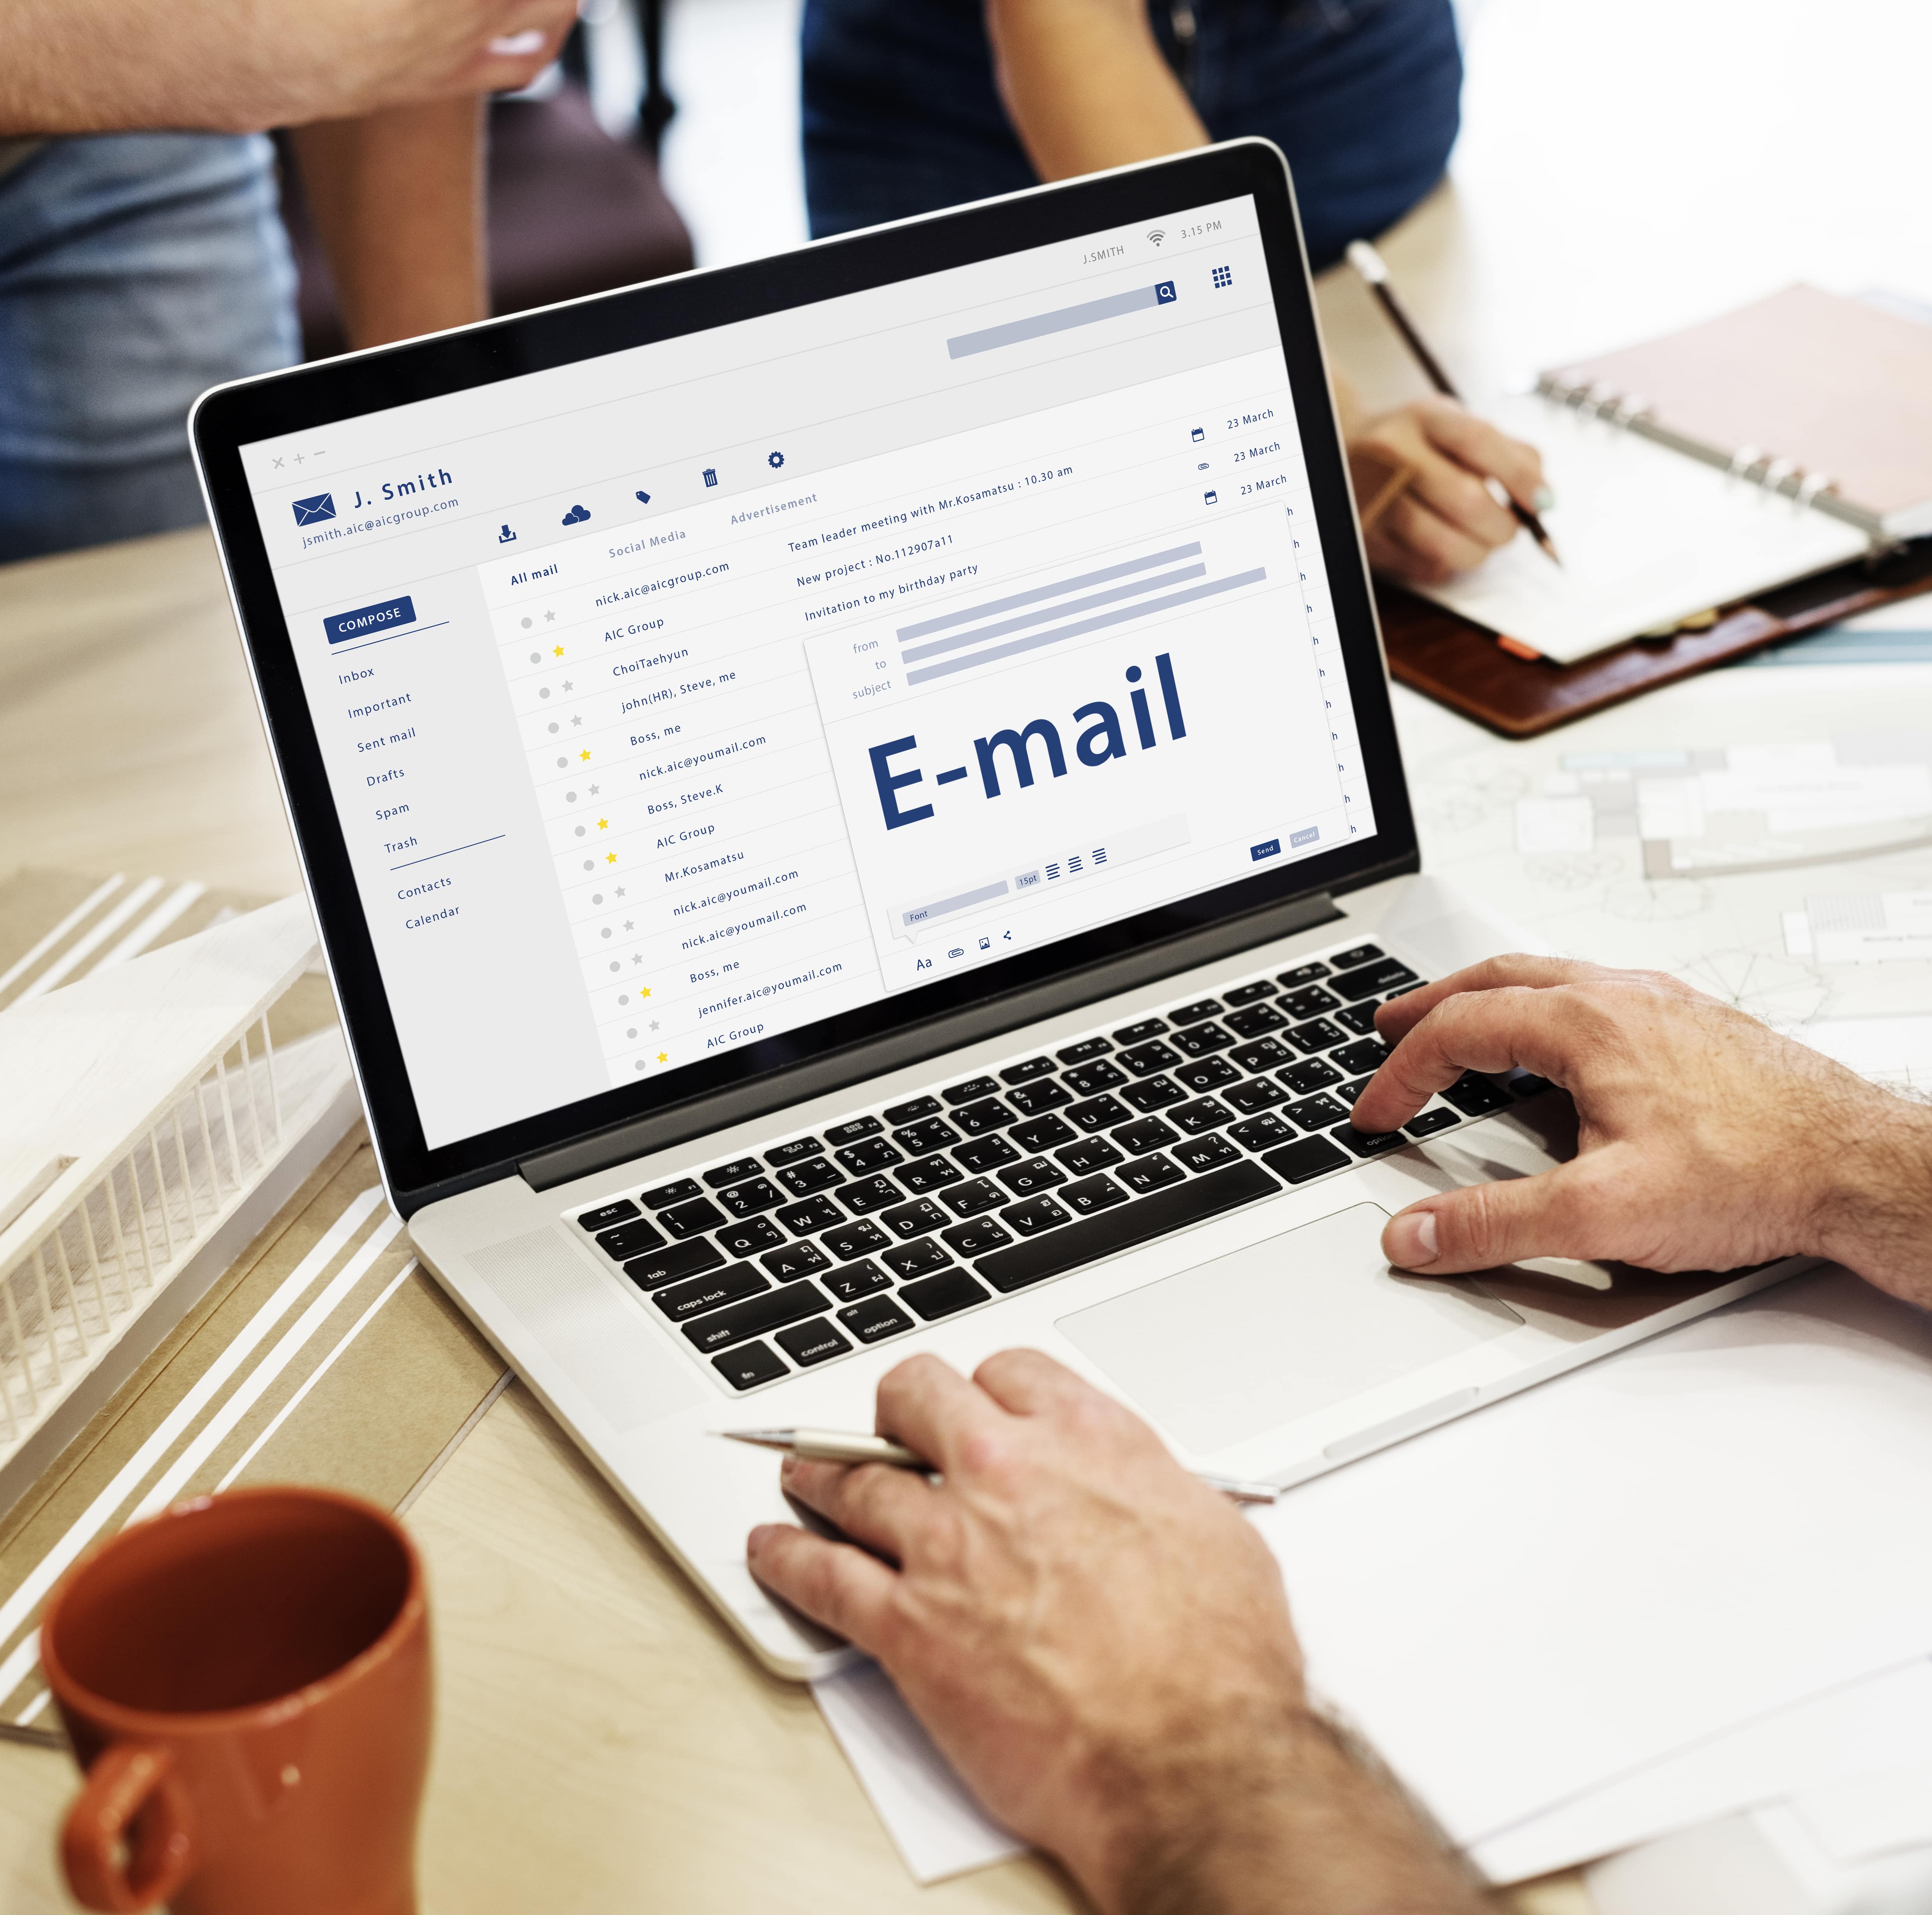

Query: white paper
[813,1659,1025,1883]
[1513,795,1596,854]
[1469,1658,1932,1883]
[1794,1759,1932,1865]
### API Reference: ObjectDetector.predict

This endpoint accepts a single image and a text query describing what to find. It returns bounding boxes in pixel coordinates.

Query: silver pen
[722,1427,1279,1505]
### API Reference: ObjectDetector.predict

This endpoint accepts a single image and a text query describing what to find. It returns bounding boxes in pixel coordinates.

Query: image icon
[291,493,335,526]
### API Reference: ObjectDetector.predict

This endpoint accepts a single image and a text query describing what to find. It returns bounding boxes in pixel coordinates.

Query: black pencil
[1345,240,1562,567]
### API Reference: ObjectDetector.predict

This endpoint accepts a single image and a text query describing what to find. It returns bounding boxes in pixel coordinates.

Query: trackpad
[1057,1204,1523,1455]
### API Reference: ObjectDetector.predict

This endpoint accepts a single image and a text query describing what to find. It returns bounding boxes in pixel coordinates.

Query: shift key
[681,1280,834,1353]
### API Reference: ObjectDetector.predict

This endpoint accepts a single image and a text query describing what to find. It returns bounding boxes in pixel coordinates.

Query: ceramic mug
[40,1486,431,1914]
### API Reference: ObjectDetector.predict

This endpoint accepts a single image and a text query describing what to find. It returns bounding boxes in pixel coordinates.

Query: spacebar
[973,1159,1279,1294]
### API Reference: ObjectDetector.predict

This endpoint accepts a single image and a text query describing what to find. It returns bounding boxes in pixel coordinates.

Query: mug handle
[61,1741,197,1912]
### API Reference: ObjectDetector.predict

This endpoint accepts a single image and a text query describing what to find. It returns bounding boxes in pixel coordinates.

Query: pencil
[1345,240,1562,567]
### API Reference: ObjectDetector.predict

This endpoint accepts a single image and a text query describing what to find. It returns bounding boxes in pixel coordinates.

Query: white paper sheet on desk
[1406,392,1869,664]
[1251,1265,1932,1856]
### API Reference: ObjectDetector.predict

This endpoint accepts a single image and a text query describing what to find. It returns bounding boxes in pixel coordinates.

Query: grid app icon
[1211,265,1233,289]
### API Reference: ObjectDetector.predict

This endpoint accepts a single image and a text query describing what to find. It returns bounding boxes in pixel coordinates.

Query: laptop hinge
[516,889,1344,1193]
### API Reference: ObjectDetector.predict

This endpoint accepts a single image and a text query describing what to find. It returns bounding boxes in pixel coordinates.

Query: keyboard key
[1113,1016,1170,1044]
[595,1218,667,1260]
[902,1269,992,1321]
[882,1237,951,1279]
[1063,1058,1128,1096]
[716,1216,786,1260]
[1224,1078,1289,1115]
[1172,1133,1240,1173]
[713,1342,788,1391]
[1007,1078,1073,1116]
[941,1215,1014,1257]
[1229,1037,1292,1074]
[1119,1039,1183,1076]
[1510,1074,1554,1099]
[940,1177,1006,1218]
[1114,1116,1181,1154]
[898,1154,964,1194]
[823,1258,892,1303]
[881,1197,949,1240]
[1067,1093,1132,1133]
[1010,1114,1077,1151]
[836,1136,903,1175]
[660,1195,727,1239]
[1120,1075,1186,1112]
[1331,1037,1393,1077]
[1057,1036,1114,1065]
[761,1240,832,1281]
[1441,1073,1515,1116]
[951,1097,1017,1136]
[1222,979,1278,1006]
[655,1262,768,1322]
[1169,1097,1234,1136]
[955,1133,1022,1172]
[704,1157,763,1189]
[894,1117,961,1156]
[1174,1056,1240,1093]
[776,1319,851,1366]
[1116,1151,1185,1194]
[1340,1074,1378,1103]
[775,1156,844,1197]
[838,1174,903,1214]
[884,1094,942,1124]
[1279,1057,1342,1095]
[998,1156,1066,1196]
[1062,1175,1130,1216]
[1285,1092,1349,1131]
[1169,1021,1235,1057]
[822,1218,892,1261]
[1330,942,1383,969]
[1001,1194,1072,1236]
[1227,1112,1296,1152]
[642,1177,702,1210]
[976,1159,1278,1293]
[838,1295,916,1345]
[1261,1136,1350,1183]
[1276,961,1332,986]
[999,1056,1057,1085]
[715,1178,784,1219]
[622,1239,726,1290]
[825,1116,883,1146]
[776,1195,845,1235]
[942,1075,1001,1106]
[764,1136,824,1168]
[1332,1002,1381,1037]
[578,1198,640,1232]
[1330,1124,1408,1157]
[1285,1017,1348,1055]
[1056,1136,1123,1174]
[1404,1108,1460,1137]
[1170,999,1223,1025]
[1281,984,1342,1019]
[1223,1002,1287,1038]
[1332,957,1421,1002]
[683,1280,832,1353]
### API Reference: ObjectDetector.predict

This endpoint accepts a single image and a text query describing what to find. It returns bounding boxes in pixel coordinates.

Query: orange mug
[40,1486,431,1915]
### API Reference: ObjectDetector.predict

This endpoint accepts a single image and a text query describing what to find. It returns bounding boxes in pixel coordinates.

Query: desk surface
[4,2,1929,1905]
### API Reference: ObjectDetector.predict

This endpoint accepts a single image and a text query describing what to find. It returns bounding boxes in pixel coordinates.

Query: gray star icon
[650,1021,659,1032]
[615,887,625,897]
[561,680,573,691]
[544,610,556,622]
[623,920,634,931]
[632,954,644,965]
[571,715,582,726]
[588,784,599,795]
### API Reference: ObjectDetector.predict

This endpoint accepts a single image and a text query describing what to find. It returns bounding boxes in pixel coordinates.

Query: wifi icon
[1148,228,1167,247]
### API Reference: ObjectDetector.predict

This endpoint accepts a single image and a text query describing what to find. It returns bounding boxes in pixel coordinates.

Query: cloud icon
[561,503,591,525]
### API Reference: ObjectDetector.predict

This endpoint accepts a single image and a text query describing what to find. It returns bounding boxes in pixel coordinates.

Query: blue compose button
[1250,838,1282,861]
[325,595,416,646]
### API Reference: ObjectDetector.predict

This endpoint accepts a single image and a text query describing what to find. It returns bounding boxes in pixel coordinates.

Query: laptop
[192,141,1809,1678]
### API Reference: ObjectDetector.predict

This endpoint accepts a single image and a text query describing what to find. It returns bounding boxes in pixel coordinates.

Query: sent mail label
[325,596,416,645]
[292,492,336,526]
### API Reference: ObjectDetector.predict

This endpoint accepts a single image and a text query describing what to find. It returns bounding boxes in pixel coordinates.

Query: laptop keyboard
[566,941,1548,1393]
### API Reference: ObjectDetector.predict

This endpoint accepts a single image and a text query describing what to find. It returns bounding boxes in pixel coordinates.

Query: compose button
[1250,839,1282,862]
[325,595,417,645]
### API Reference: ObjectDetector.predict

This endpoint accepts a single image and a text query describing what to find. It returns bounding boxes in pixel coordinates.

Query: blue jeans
[0,133,299,563]
[802,0,1461,270]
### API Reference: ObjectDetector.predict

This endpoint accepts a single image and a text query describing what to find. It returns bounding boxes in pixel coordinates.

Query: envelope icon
[292,492,336,526]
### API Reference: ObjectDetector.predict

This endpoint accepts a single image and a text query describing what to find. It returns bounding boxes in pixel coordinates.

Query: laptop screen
[216,158,1398,1170]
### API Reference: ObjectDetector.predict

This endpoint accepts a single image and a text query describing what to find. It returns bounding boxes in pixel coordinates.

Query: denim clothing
[802,0,1461,269]
[0,133,299,562]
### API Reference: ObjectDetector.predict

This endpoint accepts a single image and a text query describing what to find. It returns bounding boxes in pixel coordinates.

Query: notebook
[1403,287,1932,667]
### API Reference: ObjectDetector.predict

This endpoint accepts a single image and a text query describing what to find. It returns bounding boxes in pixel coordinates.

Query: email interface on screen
[242,195,1376,1149]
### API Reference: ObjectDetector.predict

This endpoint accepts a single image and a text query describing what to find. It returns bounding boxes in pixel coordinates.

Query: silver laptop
[193,142,1807,1678]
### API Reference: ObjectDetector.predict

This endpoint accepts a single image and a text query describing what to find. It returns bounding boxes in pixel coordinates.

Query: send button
[1250,838,1282,862]
[325,595,416,645]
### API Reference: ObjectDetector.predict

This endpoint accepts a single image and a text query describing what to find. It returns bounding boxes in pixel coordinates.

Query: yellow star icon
[605,852,616,864]
[579,749,590,761]
[641,986,651,998]
[552,645,564,657]
[597,818,608,830]
[657,1051,668,1064]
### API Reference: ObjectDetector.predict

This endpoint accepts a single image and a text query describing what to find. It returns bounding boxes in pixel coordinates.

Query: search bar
[947,282,1176,360]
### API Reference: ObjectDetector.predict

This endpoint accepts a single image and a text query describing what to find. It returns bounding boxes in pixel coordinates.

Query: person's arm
[1352,956,1932,1306]
[0,0,572,135]
[289,99,487,349]
[749,1351,1487,1915]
